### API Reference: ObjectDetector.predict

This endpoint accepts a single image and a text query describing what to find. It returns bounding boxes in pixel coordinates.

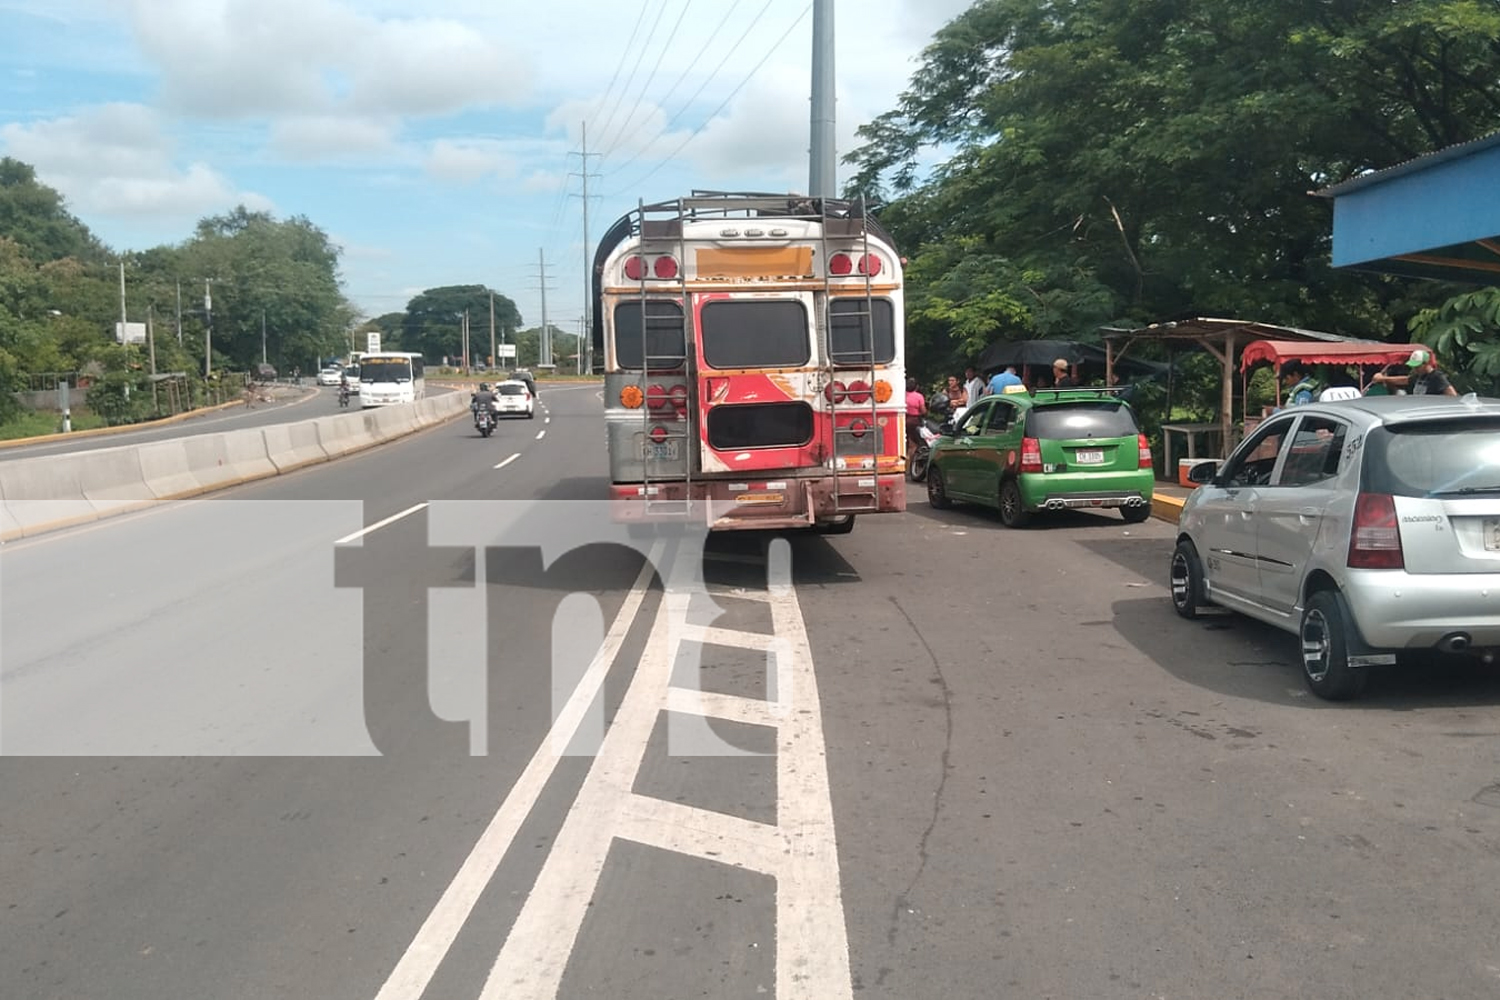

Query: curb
[1151,492,1186,525]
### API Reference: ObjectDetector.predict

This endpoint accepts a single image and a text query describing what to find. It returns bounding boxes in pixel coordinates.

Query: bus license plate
[642,440,680,461]
[1075,449,1104,464]
[1484,517,1500,551]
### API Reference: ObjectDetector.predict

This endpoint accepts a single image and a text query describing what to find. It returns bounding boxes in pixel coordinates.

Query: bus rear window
[614,300,686,370]
[828,298,895,365]
[361,358,411,382]
[706,402,814,450]
[701,300,809,369]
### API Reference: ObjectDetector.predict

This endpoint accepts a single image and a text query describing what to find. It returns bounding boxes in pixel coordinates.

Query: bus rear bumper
[609,474,906,530]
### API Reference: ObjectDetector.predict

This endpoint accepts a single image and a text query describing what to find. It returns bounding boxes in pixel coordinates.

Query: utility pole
[147,303,157,375]
[570,120,601,374]
[808,0,836,198]
[204,279,213,379]
[175,280,183,346]
[489,291,496,369]
[118,260,128,347]
[261,309,267,364]
[538,248,552,368]
[462,310,470,374]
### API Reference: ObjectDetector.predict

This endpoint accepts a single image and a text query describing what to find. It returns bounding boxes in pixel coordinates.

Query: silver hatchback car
[1172,394,1500,699]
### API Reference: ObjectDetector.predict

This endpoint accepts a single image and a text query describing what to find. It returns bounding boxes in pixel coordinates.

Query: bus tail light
[858,254,882,276]
[669,384,688,412]
[623,255,646,281]
[1137,433,1153,469]
[1348,493,1404,569]
[653,255,679,279]
[848,419,869,439]
[619,385,644,408]
[846,380,871,404]
[828,252,853,276]
[823,380,847,404]
[648,425,669,444]
[1020,437,1043,474]
[646,383,671,411]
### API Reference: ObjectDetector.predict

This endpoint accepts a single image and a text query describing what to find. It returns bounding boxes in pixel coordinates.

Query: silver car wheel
[1169,551,1191,609]
[1301,609,1331,683]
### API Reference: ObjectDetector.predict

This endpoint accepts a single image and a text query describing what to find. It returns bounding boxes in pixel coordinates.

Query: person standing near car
[988,365,1022,395]
[1280,363,1321,406]
[964,365,985,406]
[904,377,927,450]
[1372,349,1457,396]
[1051,358,1076,388]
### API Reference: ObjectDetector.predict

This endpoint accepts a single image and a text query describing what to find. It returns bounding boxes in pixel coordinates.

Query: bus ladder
[637,196,695,519]
[820,196,881,516]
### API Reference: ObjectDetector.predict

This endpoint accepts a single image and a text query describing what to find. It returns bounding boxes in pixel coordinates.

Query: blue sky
[0,0,969,332]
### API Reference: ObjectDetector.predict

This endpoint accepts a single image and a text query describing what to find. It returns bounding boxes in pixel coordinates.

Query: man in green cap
[1372,349,1457,396]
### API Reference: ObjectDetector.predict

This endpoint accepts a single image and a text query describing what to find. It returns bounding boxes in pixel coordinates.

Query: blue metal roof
[1315,131,1500,282]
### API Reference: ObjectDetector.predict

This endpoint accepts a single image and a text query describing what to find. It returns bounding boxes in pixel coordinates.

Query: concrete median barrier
[262,421,328,473]
[0,396,466,542]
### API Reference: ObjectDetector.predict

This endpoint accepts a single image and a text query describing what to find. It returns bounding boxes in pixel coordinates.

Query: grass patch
[0,410,109,440]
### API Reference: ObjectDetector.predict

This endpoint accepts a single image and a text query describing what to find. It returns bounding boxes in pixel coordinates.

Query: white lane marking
[478,538,853,1000]
[493,453,520,470]
[534,429,546,441]
[544,416,551,424]
[333,502,427,544]
[373,544,663,1000]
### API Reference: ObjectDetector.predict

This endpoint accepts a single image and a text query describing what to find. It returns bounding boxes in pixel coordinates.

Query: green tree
[0,157,107,265]
[402,285,521,362]
[846,0,1500,377]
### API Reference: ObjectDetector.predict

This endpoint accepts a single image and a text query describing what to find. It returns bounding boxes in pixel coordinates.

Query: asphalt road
[3,384,1500,999]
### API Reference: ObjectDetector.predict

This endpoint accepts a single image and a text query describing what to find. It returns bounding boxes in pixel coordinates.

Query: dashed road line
[333,502,428,544]
[493,453,520,470]
[534,429,546,441]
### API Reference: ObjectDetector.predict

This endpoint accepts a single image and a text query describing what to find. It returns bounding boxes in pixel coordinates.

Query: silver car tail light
[1348,492,1404,569]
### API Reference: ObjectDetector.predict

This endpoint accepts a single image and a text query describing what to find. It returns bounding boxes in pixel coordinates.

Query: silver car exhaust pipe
[1438,631,1472,653]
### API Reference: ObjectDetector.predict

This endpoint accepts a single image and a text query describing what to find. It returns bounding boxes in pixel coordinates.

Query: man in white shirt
[963,365,985,407]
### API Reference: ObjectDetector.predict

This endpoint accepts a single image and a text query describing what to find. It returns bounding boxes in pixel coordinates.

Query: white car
[493,380,534,418]
[317,366,343,386]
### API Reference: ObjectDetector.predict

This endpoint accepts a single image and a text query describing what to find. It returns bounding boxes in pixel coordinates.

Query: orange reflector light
[873,380,893,403]
[620,385,644,408]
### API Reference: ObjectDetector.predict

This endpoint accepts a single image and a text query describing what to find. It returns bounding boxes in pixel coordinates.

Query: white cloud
[122,0,533,120]
[0,102,271,219]
[270,115,397,159]
[424,138,519,184]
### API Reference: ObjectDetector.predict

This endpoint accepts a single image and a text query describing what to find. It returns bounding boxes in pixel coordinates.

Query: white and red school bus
[592,192,906,533]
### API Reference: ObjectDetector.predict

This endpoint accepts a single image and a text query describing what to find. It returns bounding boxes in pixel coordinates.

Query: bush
[86,371,155,426]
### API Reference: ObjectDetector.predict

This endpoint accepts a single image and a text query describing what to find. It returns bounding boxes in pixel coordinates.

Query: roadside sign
[366,332,381,353]
[497,344,517,359]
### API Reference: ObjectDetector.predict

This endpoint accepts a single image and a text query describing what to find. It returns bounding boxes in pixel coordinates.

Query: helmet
[928,391,952,415]
[478,382,491,391]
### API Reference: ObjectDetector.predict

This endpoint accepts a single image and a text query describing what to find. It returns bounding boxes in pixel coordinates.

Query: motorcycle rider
[471,382,497,427]
[338,373,350,406]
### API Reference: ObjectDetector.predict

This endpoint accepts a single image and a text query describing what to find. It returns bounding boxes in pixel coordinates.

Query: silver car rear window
[1363,418,1500,497]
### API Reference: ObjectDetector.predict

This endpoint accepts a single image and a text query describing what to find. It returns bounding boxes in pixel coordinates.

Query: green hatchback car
[926,387,1155,526]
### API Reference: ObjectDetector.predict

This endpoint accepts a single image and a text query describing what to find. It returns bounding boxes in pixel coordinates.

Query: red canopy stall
[1238,339,1433,408]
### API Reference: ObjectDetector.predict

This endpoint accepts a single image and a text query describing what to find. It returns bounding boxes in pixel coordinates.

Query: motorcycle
[473,401,496,437]
[906,392,954,483]
[338,384,350,408]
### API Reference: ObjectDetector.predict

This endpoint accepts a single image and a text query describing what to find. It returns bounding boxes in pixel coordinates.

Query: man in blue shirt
[987,365,1023,395]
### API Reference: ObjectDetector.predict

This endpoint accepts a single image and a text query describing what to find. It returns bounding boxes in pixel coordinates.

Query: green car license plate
[1074,448,1104,464]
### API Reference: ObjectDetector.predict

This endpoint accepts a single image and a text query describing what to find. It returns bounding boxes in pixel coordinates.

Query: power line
[590,0,673,151]
[597,0,693,159]
[587,0,654,138]
[606,2,812,197]
[601,0,778,180]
